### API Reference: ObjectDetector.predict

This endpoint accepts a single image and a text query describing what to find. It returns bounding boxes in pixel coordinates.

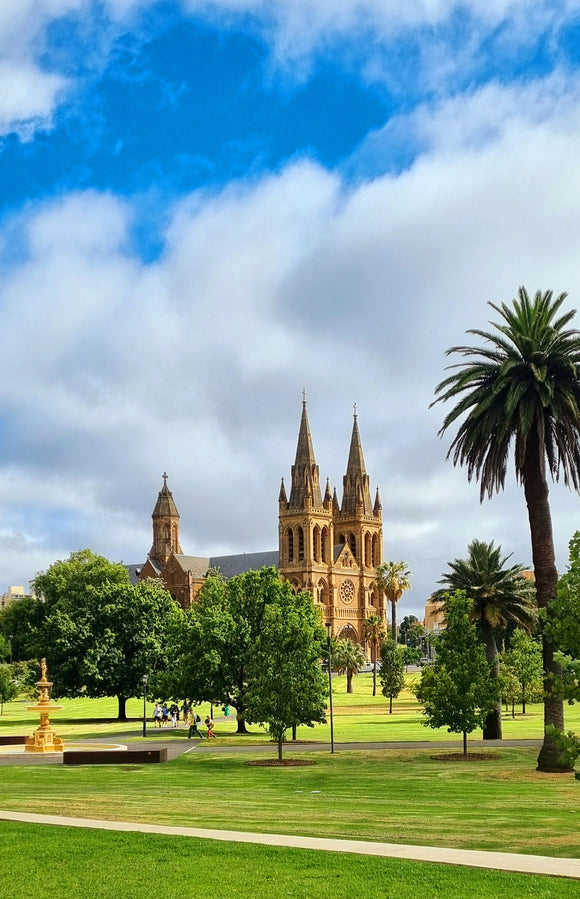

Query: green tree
[363,614,386,696]
[0,664,18,714]
[434,539,536,739]
[245,592,327,761]
[0,595,47,662]
[375,561,411,643]
[505,629,543,714]
[379,640,405,713]
[399,615,420,646]
[332,638,365,693]
[33,548,130,609]
[432,287,580,771]
[40,579,179,719]
[0,634,9,662]
[414,591,499,757]
[172,567,311,734]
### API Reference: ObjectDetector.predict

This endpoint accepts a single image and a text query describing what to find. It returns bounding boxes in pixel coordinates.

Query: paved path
[0,809,578,880]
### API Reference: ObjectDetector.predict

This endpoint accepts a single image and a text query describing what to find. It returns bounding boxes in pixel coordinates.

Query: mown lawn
[1,748,578,857]
[0,821,576,899]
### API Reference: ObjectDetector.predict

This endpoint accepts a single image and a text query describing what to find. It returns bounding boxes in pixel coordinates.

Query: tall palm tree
[332,638,365,693]
[375,561,412,643]
[432,287,580,771]
[363,614,386,696]
[435,539,537,740]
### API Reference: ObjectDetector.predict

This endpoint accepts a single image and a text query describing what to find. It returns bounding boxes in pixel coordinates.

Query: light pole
[325,622,334,754]
[142,675,148,738]
[8,634,13,664]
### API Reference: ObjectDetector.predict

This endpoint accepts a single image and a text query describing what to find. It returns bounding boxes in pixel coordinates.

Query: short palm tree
[435,539,536,740]
[375,561,412,643]
[332,638,365,693]
[363,614,386,696]
[432,287,580,771]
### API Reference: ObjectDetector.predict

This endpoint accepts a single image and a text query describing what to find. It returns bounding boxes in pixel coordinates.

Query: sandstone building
[135,399,385,641]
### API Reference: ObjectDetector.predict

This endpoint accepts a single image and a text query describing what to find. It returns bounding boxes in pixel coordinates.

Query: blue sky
[2,0,580,616]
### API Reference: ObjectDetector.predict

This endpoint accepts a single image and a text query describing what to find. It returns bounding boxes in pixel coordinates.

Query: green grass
[0,821,576,898]
[2,674,578,744]
[1,749,579,857]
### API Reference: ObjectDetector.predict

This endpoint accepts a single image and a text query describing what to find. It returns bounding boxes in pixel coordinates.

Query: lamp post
[141,675,148,738]
[8,634,13,664]
[325,621,334,754]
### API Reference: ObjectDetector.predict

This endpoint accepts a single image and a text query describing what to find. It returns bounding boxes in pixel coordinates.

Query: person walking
[205,715,217,739]
[188,713,204,740]
[153,703,162,728]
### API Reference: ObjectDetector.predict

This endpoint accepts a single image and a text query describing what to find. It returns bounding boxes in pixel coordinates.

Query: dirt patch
[245,759,316,767]
[430,752,500,762]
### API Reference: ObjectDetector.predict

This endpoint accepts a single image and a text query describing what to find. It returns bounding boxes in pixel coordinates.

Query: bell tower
[149,472,183,567]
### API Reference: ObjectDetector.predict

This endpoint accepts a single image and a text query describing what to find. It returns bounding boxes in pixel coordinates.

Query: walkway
[0,809,578,880]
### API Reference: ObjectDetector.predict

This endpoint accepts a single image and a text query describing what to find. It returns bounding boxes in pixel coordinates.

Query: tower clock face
[340,579,355,603]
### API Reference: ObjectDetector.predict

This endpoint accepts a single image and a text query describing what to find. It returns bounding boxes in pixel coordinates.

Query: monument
[25,658,64,753]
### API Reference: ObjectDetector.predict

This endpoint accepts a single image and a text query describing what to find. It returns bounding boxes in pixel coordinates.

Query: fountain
[25,658,64,753]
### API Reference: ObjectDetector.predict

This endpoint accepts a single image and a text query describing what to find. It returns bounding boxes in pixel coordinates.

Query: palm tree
[375,561,412,643]
[434,539,537,740]
[332,638,365,693]
[432,287,580,771]
[363,614,386,696]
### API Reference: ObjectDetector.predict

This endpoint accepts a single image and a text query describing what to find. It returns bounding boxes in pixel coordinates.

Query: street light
[8,634,13,665]
[141,675,148,738]
[325,621,335,754]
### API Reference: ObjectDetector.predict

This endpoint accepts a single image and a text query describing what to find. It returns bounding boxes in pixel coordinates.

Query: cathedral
[135,398,385,642]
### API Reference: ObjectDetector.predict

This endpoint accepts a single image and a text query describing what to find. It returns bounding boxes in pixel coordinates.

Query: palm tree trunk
[347,671,353,693]
[372,642,377,697]
[522,436,570,771]
[391,600,397,644]
[481,620,502,740]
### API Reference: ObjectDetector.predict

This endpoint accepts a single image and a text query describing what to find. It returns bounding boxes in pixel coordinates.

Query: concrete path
[0,809,578,880]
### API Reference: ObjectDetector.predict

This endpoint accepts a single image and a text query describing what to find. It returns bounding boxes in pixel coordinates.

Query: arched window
[372,534,379,567]
[286,528,294,563]
[297,526,304,561]
[349,533,356,560]
[364,532,371,567]
[321,527,328,563]
[313,525,321,563]
[338,533,346,549]
[317,579,327,605]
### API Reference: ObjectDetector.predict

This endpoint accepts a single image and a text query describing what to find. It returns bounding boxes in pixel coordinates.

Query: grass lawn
[2,674,578,745]
[0,821,576,899]
[1,749,578,857]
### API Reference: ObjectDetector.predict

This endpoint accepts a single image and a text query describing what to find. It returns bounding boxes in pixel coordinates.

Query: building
[0,586,26,611]
[136,399,385,642]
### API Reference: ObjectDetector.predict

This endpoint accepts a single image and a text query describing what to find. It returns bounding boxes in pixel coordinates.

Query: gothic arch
[317,578,328,605]
[372,533,380,567]
[348,532,356,560]
[297,525,305,561]
[285,527,294,563]
[313,524,321,563]
[321,526,329,563]
[364,532,371,567]
[338,623,358,642]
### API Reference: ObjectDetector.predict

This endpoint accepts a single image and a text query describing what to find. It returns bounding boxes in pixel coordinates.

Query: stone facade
[137,400,386,644]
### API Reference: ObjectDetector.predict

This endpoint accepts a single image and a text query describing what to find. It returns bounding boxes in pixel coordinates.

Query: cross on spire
[162,471,168,487]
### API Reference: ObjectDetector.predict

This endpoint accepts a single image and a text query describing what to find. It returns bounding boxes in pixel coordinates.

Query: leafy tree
[375,561,412,643]
[41,579,179,719]
[505,629,543,714]
[33,549,130,609]
[0,595,47,662]
[401,645,420,667]
[332,638,365,693]
[434,539,536,739]
[379,640,405,713]
[399,615,420,646]
[245,591,327,761]
[0,664,18,714]
[363,614,386,696]
[414,591,499,757]
[0,634,9,663]
[9,660,38,699]
[432,288,580,771]
[172,567,312,734]
[499,657,521,718]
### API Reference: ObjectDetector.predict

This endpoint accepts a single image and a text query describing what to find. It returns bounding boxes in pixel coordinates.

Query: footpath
[0,808,579,880]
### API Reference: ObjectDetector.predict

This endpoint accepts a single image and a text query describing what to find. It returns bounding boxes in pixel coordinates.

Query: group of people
[152,700,230,740]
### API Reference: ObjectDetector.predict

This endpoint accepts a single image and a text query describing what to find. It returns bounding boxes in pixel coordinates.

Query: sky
[2,0,580,619]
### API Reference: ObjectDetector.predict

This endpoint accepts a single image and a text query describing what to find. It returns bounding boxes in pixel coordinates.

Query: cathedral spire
[341,408,373,516]
[288,395,323,510]
[149,472,183,565]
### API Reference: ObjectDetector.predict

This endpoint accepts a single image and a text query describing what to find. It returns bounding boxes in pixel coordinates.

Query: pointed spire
[374,486,382,516]
[278,477,288,504]
[333,486,340,511]
[324,478,332,504]
[341,408,373,516]
[288,395,323,510]
[149,473,183,564]
[152,472,180,519]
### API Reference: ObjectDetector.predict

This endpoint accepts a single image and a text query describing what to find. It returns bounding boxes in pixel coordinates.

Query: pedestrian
[223,704,230,718]
[161,704,170,727]
[205,715,217,739]
[153,703,162,728]
[170,704,179,728]
[188,713,203,740]
[181,700,190,726]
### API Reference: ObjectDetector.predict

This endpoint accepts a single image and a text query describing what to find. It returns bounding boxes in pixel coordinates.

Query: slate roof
[209,551,279,578]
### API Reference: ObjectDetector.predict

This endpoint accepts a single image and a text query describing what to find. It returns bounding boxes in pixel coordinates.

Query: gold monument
[25,658,64,753]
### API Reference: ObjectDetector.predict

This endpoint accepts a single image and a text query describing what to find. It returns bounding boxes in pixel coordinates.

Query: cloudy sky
[2,0,580,618]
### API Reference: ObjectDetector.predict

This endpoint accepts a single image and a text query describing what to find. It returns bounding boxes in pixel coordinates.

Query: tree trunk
[512,700,515,718]
[347,671,353,693]
[278,737,283,762]
[522,691,526,715]
[117,694,127,721]
[481,620,502,740]
[522,435,571,771]
[463,730,467,758]
[389,694,393,714]
[372,645,377,697]
[391,600,398,644]
[291,724,297,741]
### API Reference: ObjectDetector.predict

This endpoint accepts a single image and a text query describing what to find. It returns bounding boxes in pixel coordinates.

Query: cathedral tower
[148,472,183,567]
